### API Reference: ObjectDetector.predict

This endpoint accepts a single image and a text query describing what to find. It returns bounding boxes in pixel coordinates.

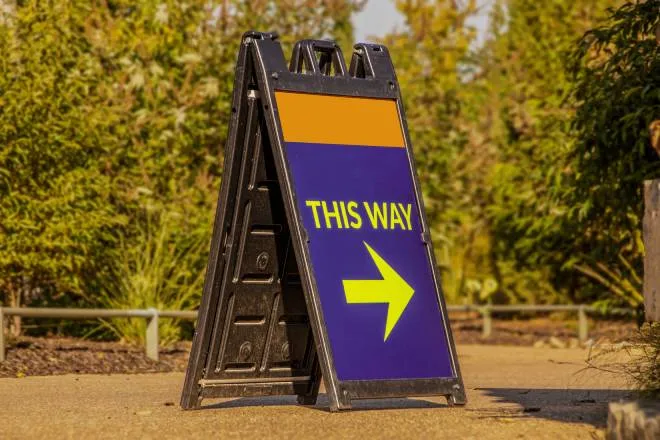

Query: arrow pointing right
[342,242,415,341]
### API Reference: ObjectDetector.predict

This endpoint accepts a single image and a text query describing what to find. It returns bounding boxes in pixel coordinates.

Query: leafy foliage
[475,0,658,308]
[0,1,128,321]
[568,0,660,308]
[1,0,657,344]
[475,0,616,305]
[0,0,362,338]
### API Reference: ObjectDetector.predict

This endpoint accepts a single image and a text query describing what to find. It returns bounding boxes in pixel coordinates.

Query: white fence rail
[0,305,633,362]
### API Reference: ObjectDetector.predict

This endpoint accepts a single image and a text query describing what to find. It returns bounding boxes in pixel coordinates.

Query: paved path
[0,345,631,439]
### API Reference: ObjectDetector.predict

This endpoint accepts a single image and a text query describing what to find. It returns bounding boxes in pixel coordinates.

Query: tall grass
[98,212,207,346]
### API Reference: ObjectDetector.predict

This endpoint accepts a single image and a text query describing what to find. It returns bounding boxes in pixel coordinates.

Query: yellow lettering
[307,200,412,231]
[364,202,388,229]
[390,203,405,230]
[347,201,362,229]
[322,201,343,229]
[339,201,350,228]
[306,200,322,228]
[398,203,412,230]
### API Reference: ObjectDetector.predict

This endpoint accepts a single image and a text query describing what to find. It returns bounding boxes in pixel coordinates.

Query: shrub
[0,0,362,338]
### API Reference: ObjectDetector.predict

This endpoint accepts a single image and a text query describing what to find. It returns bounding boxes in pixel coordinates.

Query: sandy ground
[0,345,633,439]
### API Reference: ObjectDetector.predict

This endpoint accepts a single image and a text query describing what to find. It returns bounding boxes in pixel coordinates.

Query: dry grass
[586,322,660,397]
[627,322,660,396]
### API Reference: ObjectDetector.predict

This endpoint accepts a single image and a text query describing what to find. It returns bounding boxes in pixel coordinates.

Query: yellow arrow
[342,241,415,341]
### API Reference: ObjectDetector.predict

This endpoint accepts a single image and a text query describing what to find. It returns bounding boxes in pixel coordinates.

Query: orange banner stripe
[274,91,405,148]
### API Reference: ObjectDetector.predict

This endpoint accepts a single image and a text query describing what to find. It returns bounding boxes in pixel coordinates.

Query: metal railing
[0,307,197,362]
[445,304,632,342]
[0,304,633,363]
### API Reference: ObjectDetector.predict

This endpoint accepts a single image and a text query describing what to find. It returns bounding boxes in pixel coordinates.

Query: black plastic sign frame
[181,31,466,412]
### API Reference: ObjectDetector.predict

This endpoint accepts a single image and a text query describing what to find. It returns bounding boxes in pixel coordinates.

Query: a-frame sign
[181,31,466,412]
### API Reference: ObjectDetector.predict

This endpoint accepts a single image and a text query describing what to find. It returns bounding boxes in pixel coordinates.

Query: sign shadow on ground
[200,393,447,413]
[475,388,634,428]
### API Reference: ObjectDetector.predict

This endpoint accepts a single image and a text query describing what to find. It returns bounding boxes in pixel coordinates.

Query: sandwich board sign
[181,32,466,411]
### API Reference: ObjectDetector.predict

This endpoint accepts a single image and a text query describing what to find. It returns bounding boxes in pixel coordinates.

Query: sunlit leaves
[0,0,361,319]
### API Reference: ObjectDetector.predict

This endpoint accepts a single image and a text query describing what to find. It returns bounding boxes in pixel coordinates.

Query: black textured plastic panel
[199,94,317,397]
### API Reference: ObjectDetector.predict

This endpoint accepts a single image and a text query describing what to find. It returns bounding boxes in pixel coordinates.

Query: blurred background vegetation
[0,0,658,342]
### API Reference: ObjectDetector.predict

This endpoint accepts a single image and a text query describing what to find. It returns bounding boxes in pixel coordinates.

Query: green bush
[0,0,362,340]
[567,0,660,309]
[97,211,207,345]
[2,0,656,346]
[0,1,128,334]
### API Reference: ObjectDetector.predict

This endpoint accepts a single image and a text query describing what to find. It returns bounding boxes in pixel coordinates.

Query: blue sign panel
[275,91,454,382]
